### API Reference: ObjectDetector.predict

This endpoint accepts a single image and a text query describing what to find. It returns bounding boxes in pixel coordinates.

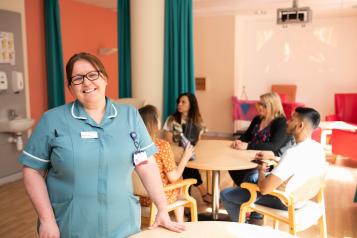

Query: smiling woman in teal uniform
[19,52,185,238]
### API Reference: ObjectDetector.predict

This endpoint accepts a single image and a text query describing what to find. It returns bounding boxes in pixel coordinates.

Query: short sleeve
[271,150,296,181]
[163,116,173,132]
[136,110,157,158]
[160,141,176,173]
[18,113,52,170]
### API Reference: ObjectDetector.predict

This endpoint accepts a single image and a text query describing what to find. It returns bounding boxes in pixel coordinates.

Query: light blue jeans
[220,187,287,222]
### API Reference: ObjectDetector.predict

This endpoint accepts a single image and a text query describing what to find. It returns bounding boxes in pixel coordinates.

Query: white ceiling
[75,0,357,16]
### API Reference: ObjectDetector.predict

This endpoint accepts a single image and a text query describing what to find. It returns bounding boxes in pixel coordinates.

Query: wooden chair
[272,84,297,102]
[239,165,328,237]
[132,171,198,225]
[114,98,147,109]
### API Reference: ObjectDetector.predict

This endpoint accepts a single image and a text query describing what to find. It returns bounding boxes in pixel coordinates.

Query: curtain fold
[163,0,195,119]
[117,0,132,98]
[44,0,65,109]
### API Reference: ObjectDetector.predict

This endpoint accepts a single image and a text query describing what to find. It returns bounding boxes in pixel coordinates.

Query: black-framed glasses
[71,71,101,85]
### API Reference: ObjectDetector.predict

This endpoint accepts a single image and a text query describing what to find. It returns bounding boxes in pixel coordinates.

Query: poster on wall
[0,31,15,65]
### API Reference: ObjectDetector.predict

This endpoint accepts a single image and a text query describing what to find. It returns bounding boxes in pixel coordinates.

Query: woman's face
[177,96,190,114]
[257,100,268,118]
[69,60,107,105]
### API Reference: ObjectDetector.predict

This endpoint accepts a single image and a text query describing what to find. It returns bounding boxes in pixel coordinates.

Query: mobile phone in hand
[251,159,263,165]
[251,159,274,166]
[251,159,274,172]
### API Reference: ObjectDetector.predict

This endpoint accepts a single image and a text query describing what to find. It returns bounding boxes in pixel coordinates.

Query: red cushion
[334,94,357,124]
[331,129,357,159]
[311,127,321,143]
[282,102,305,120]
[278,93,289,102]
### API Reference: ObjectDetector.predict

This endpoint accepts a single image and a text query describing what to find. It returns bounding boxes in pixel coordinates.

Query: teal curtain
[117,0,132,98]
[163,0,195,119]
[44,0,65,109]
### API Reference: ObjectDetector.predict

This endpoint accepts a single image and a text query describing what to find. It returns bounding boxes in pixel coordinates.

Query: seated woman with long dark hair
[163,92,211,203]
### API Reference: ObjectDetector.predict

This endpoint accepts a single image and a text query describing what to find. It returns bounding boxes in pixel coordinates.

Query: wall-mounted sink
[0,118,34,133]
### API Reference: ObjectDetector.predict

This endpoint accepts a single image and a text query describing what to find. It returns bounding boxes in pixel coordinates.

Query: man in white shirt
[221,107,325,223]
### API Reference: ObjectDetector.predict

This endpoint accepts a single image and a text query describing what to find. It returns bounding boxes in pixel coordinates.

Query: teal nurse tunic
[19,98,157,238]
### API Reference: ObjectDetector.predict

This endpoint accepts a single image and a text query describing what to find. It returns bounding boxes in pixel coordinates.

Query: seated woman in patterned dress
[139,105,194,223]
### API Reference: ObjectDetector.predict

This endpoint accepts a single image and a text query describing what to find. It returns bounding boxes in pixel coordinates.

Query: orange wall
[25,0,118,124]
[60,0,118,102]
[25,0,47,124]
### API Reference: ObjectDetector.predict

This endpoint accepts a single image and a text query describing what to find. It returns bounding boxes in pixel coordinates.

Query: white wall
[236,15,357,118]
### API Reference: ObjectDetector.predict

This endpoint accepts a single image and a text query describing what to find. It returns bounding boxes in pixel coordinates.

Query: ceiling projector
[277,0,312,26]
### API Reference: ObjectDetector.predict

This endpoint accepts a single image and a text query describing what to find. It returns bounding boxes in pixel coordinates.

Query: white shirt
[272,138,326,197]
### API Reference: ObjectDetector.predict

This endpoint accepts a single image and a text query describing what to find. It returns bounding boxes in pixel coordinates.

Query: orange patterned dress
[140,138,180,207]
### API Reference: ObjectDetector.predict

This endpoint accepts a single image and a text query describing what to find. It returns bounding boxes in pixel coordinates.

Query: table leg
[211,170,220,220]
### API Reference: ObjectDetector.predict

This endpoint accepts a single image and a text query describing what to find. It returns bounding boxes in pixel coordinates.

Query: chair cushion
[251,200,324,231]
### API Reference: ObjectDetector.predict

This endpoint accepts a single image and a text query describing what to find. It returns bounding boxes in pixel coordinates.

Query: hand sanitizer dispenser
[0,71,8,91]
[11,71,24,94]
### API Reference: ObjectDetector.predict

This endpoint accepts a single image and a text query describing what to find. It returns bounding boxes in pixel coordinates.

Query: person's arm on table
[23,166,60,238]
[135,158,185,232]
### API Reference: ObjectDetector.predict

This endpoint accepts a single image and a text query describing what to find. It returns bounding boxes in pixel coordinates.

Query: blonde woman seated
[230,92,293,186]
[139,105,194,223]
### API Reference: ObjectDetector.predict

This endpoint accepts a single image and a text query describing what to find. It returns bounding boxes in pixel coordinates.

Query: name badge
[133,151,148,166]
[80,131,98,139]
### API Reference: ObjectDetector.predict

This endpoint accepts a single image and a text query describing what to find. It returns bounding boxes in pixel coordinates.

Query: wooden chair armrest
[163,178,197,192]
[241,182,291,206]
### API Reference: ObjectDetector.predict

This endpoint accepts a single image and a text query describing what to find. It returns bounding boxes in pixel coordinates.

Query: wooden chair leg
[239,207,247,223]
[149,204,157,226]
[273,219,279,230]
[331,154,338,164]
[189,200,198,222]
[318,213,327,238]
[288,206,297,235]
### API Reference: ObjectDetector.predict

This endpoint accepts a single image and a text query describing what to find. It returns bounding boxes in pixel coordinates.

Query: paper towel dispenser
[11,71,24,93]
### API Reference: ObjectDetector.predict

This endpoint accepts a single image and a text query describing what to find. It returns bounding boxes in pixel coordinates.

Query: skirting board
[0,172,22,186]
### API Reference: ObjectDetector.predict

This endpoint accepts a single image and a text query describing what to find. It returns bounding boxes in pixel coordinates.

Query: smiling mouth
[82,88,97,93]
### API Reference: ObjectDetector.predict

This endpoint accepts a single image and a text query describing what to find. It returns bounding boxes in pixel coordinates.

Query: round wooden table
[129,221,294,238]
[173,140,258,220]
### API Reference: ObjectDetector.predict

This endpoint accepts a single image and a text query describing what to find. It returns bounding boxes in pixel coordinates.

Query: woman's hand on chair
[149,210,186,232]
